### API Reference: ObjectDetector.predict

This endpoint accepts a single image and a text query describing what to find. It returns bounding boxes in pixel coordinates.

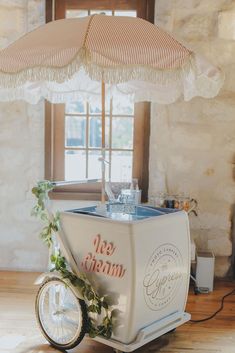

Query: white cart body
[58,206,191,351]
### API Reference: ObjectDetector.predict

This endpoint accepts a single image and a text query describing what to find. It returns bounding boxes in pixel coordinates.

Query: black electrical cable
[190,288,235,323]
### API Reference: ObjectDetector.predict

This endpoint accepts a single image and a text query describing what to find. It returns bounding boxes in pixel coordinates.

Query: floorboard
[0,271,234,353]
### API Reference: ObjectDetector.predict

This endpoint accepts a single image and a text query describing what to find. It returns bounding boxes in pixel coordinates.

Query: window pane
[90,10,112,16]
[66,10,88,18]
[65,150,86,181]
[113,99,134,115]
[65,116,86,147]
[112,117,133,149]
[89,117,101,148]
[89,101,101,114]
[89,116,109,148]
[89,99,110,114]
[65,100,86,114]
[111,151,133,182]
[88,150,101,179]
[88,150,110,180]
[114,10,137,17]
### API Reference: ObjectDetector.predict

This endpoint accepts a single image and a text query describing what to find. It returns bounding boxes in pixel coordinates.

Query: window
[45,0,155,201]
[64,99,134,183]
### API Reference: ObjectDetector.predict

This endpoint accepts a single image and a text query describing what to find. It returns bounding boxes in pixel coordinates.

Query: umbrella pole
[101,80,106,203]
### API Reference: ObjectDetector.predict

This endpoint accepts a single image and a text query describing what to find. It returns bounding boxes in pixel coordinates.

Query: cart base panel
[93,311,190,352]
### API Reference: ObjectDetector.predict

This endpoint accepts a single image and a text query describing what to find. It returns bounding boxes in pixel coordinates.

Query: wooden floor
[0,272,235,353]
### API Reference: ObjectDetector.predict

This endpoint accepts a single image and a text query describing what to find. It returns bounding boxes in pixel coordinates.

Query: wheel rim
[38,280,83,345]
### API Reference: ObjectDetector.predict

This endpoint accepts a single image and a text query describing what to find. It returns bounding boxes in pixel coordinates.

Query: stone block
[174,0,232,12]
[195,39,235,66]
[169,125,213,150]
[173,0,202,10]
[155,14,174,32]
[11,247,47,271]
[218,10,235,40]
[208,237,232,256]
[0,6,27,46]
[191,229,209,250]
[0,223,26,245]
[222,65,235,92]
[148,170,168,196]
[214,256,231,277]
[155,0,174,16]
[202,96,235,122]
[167,99,204,123]
[172,11,218,40]
[213,183,235,204]
[27,0,45,31]
[0,0,27,7]
[191,229,232,255]
[190,212,231,232]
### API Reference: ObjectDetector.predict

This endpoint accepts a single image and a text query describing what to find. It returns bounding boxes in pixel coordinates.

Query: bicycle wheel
[35,277,87,350]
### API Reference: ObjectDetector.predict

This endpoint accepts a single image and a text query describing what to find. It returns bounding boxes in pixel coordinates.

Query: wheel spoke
[37,280,84,346]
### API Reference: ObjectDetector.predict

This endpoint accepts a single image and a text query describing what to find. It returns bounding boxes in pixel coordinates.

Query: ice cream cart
[35,201,191,352]
[0,12,220,353]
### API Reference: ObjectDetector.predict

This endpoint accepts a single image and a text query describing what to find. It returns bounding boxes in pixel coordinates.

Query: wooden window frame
[45,0,155,201]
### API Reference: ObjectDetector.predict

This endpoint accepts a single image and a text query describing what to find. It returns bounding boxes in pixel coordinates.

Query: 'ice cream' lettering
[81,234,126,278]
[93,234,116,256]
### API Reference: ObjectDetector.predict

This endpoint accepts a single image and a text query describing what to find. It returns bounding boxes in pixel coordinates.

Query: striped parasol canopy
[0,14,223,104]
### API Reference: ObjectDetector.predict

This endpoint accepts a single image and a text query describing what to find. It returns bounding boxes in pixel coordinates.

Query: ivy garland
[31,181,113,339]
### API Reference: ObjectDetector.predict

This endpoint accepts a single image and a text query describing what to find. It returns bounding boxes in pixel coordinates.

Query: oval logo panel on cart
[143,243,183,311]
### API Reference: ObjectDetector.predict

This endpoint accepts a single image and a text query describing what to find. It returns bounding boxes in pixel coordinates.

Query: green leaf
[74,278,85,288]
[87,290,95,301]
[104,329,112,339]
[102,300,108,309]
[50,254,56,262]
[89,330,97,338]
[31,187,39,196]
[96,305,101,315]
[87,305,97,313]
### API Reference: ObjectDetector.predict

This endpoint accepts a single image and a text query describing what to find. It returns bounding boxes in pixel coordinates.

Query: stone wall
[0,0,47,271]
[149,0,235,276]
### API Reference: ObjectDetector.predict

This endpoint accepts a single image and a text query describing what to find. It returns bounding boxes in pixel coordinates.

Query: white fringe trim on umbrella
[0,48,197,87]
[0,48,224,104]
